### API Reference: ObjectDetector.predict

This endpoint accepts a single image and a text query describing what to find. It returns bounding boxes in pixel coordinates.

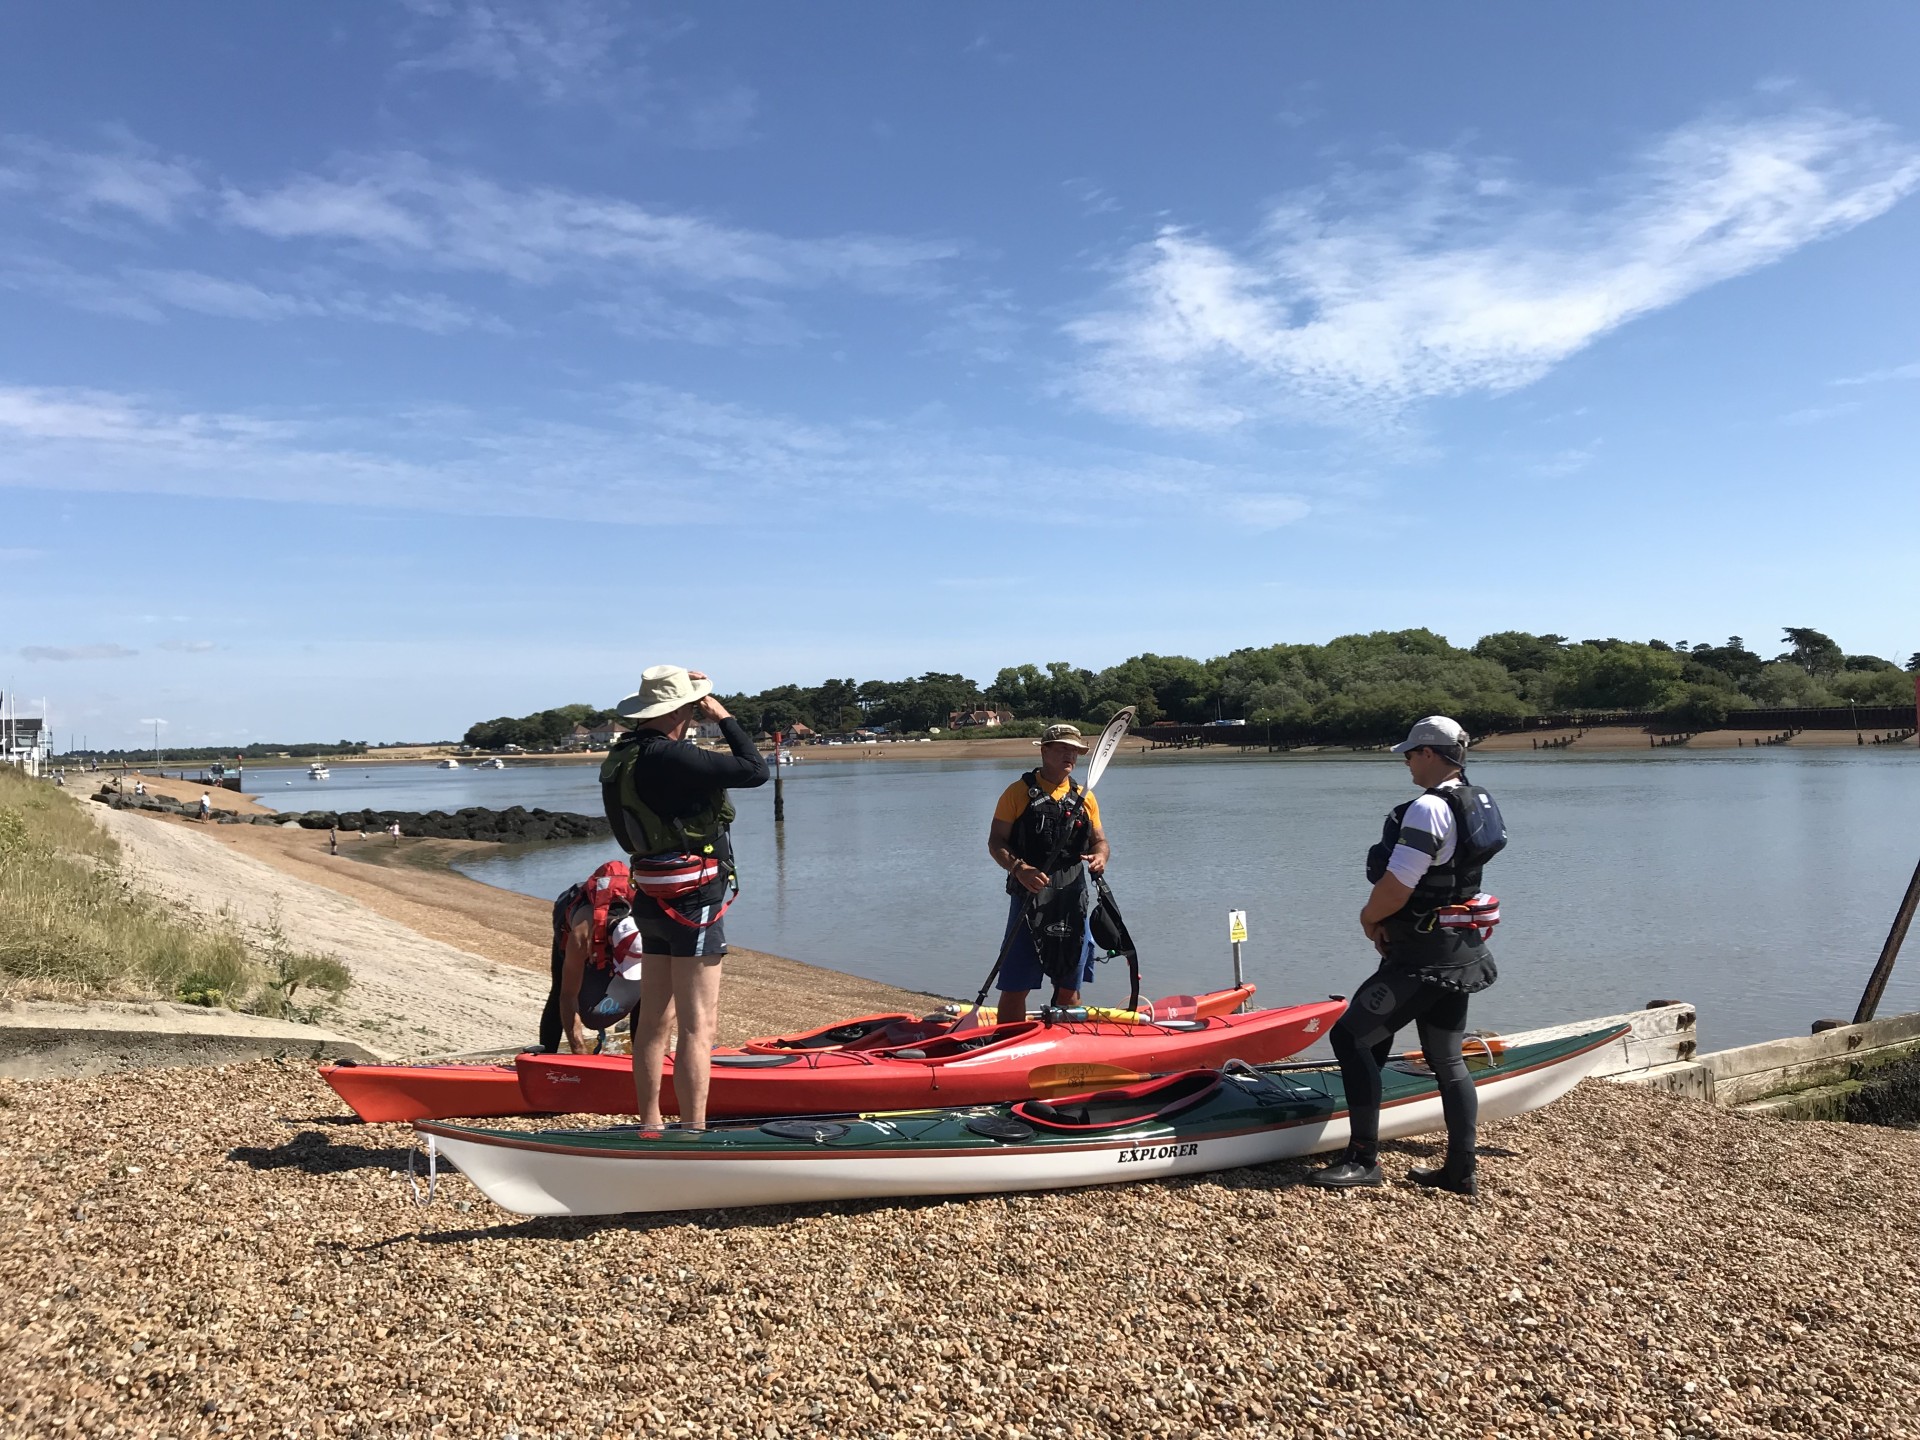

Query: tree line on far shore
[461,628,1918,750]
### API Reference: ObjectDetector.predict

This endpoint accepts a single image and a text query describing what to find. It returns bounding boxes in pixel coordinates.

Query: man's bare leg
[670,954,725,1129]
[996,990,1028,1026]
[631,953,678,1126]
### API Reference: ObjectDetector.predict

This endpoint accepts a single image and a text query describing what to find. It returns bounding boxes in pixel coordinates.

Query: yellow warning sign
[1228,909,1248,944]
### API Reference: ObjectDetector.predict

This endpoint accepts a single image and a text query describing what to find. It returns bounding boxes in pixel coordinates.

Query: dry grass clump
[0,765,350,1019]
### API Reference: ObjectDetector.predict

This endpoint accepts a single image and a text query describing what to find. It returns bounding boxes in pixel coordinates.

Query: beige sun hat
[1032,723,1091,752]
[616,665,713,721]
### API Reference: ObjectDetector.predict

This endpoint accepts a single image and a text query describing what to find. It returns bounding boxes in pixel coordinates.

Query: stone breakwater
[91,789,610,844]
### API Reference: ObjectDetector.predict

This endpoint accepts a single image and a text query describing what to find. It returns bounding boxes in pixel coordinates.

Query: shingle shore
[3,1062,1916,1440]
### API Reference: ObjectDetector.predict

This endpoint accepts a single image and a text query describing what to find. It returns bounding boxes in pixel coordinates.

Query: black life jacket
[1005,770,1093,876]
[1365,779,1507,917]
[599,730,736,861]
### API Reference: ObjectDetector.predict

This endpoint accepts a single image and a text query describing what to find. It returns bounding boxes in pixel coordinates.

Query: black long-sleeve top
[601,716,769,857]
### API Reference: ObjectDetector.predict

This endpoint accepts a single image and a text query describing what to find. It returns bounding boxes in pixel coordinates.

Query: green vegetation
[464,703,619,751]
[689,625,1912,744]
[0,765,351,1019]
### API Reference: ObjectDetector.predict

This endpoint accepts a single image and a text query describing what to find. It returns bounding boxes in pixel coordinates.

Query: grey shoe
[1406,1163,1477,1197]
[1306,1157,1385,1189]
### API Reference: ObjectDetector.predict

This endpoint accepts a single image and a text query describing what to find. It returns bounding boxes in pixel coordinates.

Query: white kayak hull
[424,1033,1615,1218]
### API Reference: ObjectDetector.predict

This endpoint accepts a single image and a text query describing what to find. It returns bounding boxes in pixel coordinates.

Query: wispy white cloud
[20,643,139,662]
[220,153,957,295]
[393,0,758,145]
[1831,361,1920,386]
[1063,179,1121,217]
[159,640,218,653]
[0,257,497,333]
[1781,400,1864,426]
[1065,107,1920,430]
[0,133,202,227]
[0,546,44,562]
[0,136,954,341]
[0,381,1318,532]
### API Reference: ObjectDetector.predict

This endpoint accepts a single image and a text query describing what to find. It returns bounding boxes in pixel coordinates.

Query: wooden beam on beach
[1853,855,1920,1025]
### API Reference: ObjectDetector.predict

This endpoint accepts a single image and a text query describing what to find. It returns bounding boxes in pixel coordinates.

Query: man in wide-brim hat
[985,723,1112,1024]
[600,665,769,1129]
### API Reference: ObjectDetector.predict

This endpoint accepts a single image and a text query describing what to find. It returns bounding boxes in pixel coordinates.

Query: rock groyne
[92,789,609,843]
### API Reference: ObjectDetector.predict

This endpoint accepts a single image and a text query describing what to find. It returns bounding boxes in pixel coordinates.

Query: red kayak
[515,997,1346,1120]
[317,985,1291,1124]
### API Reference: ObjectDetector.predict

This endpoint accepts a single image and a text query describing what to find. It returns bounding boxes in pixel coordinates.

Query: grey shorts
[628,891,728,959]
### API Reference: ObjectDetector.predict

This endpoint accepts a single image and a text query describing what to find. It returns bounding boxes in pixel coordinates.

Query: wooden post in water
[772,729,785,823]
[1854,856,1920,1025]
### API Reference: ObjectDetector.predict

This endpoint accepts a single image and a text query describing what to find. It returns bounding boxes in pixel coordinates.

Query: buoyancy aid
[1005,771,1094,878]
[551,860,635,976]
[599,730,738,859]
[1364,780,1507,919]
[599,731,739,930]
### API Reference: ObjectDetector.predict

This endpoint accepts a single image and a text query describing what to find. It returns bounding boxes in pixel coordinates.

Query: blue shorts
[997,893,1097,994]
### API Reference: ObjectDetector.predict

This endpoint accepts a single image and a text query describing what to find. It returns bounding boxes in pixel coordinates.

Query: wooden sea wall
[1571,1002,1920,1121]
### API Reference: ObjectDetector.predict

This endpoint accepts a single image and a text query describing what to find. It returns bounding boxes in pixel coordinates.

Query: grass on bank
[0,764,351,1020]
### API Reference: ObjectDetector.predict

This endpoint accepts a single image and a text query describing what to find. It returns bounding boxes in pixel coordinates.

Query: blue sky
[3,3,1918,746]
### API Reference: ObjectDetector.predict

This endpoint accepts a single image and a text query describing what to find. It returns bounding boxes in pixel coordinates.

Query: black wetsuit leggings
[1330,963,1476,1172]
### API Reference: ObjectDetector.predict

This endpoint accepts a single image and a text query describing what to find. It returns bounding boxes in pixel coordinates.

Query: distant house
[1,708,46,776]
[949,707,1015,729]
[586,722,626,748]
[688,721,724,741]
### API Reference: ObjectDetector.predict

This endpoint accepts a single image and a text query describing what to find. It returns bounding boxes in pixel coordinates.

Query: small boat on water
[319,985,1278,1123]
[478,757,506,769]
[420,1023,1627,1217]
[306,762,331,780]
[436,758,461,769]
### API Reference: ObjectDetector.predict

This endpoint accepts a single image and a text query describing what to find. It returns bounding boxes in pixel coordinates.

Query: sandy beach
[81,774,945,1059]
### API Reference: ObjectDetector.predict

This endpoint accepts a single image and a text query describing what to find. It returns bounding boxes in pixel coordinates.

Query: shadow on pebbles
[3,1059,1918,1438]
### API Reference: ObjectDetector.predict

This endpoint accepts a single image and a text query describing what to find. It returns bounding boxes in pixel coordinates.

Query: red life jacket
[579,860,635,969]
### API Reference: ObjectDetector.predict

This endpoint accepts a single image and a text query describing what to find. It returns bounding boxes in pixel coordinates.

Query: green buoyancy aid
[600,732,736,859]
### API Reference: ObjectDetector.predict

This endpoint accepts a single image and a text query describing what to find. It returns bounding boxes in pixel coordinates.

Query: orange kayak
[516,996,1346,1120]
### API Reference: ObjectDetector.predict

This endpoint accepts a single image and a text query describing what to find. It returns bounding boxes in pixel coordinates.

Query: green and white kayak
[419,1024,1627,1217]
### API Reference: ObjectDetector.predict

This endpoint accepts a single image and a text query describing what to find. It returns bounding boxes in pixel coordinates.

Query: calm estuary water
[251,749,1920,1051]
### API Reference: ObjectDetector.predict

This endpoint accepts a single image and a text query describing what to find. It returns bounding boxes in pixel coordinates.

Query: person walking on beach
[198,792,212,822]
[1308,716,1506,1196]
[986,724,1111,1025]
[601,666,768,1128]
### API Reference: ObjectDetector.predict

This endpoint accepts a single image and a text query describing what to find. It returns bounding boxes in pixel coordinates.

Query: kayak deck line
[417,1024,1627,1164]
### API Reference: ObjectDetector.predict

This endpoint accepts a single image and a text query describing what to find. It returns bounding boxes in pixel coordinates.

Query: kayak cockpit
[1013,1070,1222,1131]
[877,1022,1041,1061]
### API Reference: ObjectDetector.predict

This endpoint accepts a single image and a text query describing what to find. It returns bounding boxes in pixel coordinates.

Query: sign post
[1227,909,1248,1009]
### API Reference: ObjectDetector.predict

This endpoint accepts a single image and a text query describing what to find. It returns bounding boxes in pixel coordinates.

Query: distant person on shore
[388,820,401,845]
[328,826,339,855]
[133,780,145,797]
[602,666,769,1128]
[198,792,212,821]
[986,724,1111,1025]
[1308,716,1506,1196]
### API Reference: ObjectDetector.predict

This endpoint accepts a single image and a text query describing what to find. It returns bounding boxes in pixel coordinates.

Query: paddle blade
[1026,1062,1147,1097]
[1146,994,1198,1023]
[1084,706,1136,792]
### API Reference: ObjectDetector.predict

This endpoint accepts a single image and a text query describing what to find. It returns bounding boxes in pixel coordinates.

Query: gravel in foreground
[2,1061,1916,1440]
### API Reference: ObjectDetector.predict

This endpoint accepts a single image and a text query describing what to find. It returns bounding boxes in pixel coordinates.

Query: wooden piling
[1854,856,1920,1025]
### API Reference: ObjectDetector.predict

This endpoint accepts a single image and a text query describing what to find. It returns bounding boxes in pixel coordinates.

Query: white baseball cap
[1391,715,1469,755]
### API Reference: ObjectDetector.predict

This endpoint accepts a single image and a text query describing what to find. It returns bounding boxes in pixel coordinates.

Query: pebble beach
[4,1057,1917,1439]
